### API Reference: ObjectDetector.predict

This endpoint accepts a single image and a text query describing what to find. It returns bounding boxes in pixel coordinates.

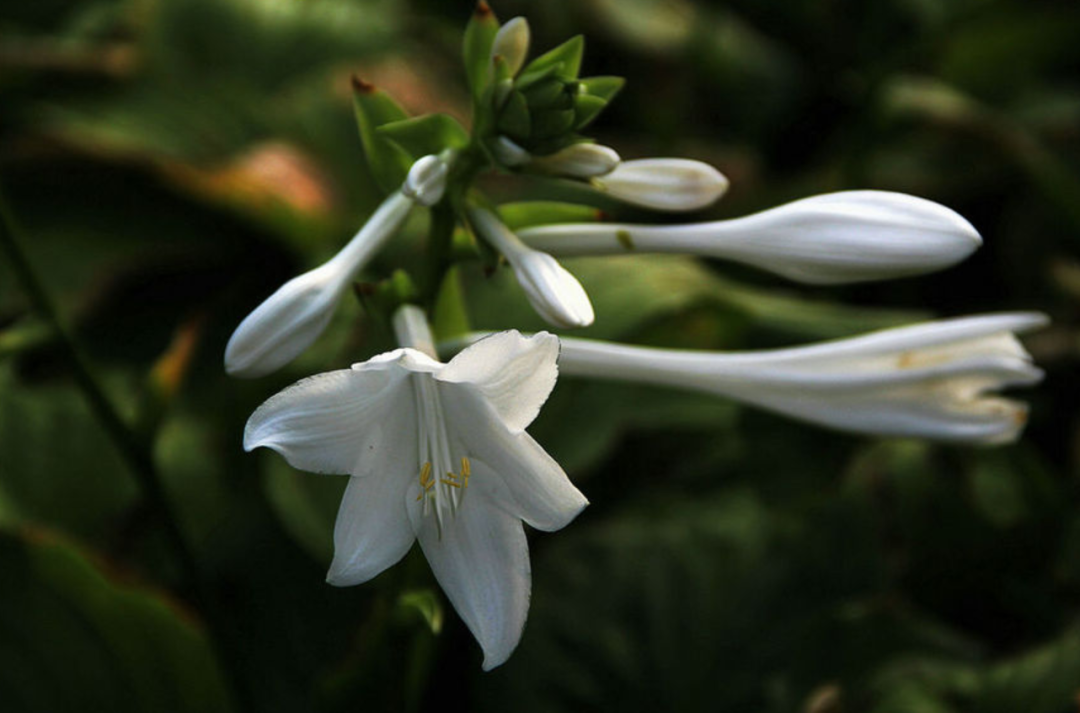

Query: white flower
[529,143,621,178]
[243,307,587,670]
[224,155,448,378]
[519,191,982,285]
[469,206,595,328]
[592,158,729,212]
[518,313,1048,445]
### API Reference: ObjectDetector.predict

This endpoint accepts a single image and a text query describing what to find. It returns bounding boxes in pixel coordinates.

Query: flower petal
[416,491,530,671]
[437,330,560,432]
[327,471,416,586]
[243,350,416,474]
[441,387,588,531]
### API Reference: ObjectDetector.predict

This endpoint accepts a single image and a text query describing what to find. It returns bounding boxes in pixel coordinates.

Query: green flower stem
[0,189,256,713]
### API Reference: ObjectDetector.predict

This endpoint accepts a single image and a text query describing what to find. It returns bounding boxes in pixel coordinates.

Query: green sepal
[514,61,564,92]
[351,78,414,194]
[497,91,531,139]
[377,113,469,158]
[573,93,608,129]
[579,75,626,102]
[522,35,584,80]
[462,2,499,101]
[522,78,566,110]
[498,201,605,230]
[532,107,576,139]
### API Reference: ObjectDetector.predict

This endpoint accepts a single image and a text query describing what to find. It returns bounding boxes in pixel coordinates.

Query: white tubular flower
[544,313,1048,445]
[224,155,448,378]
[593,158,729,212]
[491,17,530,76]
[519,191,982,285]
[469,206,595,328]
[529,143,621,178]
[244,306,587,670]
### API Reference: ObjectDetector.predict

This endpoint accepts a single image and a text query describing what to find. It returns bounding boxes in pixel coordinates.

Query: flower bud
[469,207,594,328]
[594,158,729,211]
[491,17,531,77]
[519,190,983,285]
[225,192,414,377]
[491,135,532,167]
[528,143,620,178]
[402,154,449,207]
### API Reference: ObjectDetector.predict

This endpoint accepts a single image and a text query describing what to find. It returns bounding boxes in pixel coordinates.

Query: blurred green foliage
[2,0,1079,711]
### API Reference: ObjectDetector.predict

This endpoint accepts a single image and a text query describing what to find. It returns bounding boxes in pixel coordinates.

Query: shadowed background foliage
[1,0,1079,711]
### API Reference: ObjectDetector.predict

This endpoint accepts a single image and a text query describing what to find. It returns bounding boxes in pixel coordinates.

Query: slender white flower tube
[529,143,621,178]
[519,191,982,285]
[470,313,1045,445]
[491,17,530,76]
[244,306,586,670]
[224,155,448,378]
[469,206,595,328]
[593,158,729,212]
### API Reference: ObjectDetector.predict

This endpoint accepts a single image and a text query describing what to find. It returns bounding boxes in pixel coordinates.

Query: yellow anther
[419,462,433,487]
[461,457,471,487]
[441,478,462,488]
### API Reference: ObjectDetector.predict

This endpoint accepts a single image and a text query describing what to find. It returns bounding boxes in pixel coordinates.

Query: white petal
[417,490,530,671]
[596,158,729,212]
[327,472,416,586]
[243,351,416,474]
[438,330,560,432]
[441,386,588,531]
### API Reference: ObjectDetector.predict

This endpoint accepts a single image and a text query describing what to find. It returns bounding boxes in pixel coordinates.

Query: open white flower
[476,313,1045,445]
[519,190,982,285]
[469,206,595,328]
[592,158,729,212]
[244,306,587,670]
[225,155,448,378]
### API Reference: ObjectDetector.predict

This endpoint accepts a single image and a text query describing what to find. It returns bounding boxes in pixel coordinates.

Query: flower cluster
[226,2,1046,670]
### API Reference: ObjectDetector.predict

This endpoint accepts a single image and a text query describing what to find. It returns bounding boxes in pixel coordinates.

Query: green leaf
[579,75,626,102]
[521,35,584,80]
[432,266,471,342]
[0,529,233,713]
[462,1,500,100]
[351,78,414,194]
[496,91,531,139]
[572,94,609,130]
[377,113,470,158]
[498,201,605,230]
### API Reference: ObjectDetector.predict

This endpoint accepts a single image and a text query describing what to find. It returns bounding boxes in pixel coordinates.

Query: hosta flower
[225,155,448,378]
[244,306,587,669]
[519,191,982,285]
[469,206,595,328]
[506,313,1048,444]
[592,158,730,212]
[528,142,621,178]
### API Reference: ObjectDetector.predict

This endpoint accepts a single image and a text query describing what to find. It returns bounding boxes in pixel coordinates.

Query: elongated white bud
[492,135,532,167]
[594,158,729,212]
[520,191,982,284]
[225,193,413,377]
[491,17,531,77]
[225,155,449,377]
[529,143,621,178]
[469,207,594,328]
[546,313,1047,444]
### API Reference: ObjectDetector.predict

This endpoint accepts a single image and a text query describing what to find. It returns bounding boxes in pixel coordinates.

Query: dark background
[2,0,1079,711]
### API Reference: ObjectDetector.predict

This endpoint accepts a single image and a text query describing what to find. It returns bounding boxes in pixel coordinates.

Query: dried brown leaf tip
[350,75,376,94]
[475,1,492,18]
